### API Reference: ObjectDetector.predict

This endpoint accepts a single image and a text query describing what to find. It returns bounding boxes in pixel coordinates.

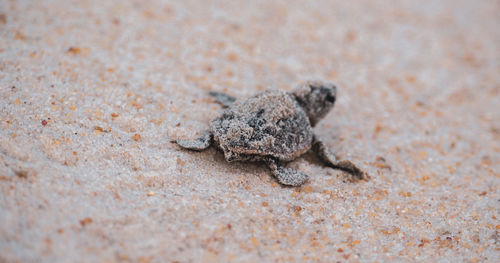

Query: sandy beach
[1,0,499,262]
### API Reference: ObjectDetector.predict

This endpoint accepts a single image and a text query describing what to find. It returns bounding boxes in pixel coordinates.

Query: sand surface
[1,0,499,262]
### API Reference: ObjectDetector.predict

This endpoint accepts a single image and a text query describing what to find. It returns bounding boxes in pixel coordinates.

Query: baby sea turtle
[176,81,367,186]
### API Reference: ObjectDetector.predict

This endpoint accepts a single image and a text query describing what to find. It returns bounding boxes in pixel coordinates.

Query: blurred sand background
[0,0,499,262]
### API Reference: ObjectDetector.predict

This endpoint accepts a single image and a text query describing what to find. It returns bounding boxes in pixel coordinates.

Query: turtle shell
[211,90,313,162]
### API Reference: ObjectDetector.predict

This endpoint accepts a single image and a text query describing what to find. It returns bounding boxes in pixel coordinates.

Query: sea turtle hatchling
[176,81,367,186]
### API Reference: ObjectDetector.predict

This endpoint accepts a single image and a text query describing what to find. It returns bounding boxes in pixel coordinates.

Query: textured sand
[0,0,499,262]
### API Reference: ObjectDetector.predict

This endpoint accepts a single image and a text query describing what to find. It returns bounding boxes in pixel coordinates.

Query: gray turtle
[176,81,367,186]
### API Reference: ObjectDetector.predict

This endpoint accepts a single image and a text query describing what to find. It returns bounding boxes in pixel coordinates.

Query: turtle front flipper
[176,132,213,151]
[209,91,236,108]
[312,135,368,181]
[265,158,309,186]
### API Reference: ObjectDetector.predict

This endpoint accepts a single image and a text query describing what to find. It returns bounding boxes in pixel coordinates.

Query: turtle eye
[326,94,335,103]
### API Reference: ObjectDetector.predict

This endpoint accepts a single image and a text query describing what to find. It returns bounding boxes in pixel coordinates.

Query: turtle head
[293,81,337,127]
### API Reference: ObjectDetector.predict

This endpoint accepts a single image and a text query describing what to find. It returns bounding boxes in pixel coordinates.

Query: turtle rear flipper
[209,91,236,108]
[176,132,213,151]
